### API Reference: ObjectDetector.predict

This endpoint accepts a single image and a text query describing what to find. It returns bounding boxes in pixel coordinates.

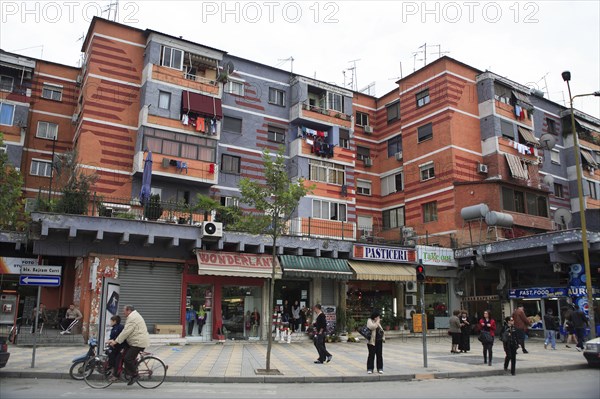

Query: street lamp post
[561,70,599,338]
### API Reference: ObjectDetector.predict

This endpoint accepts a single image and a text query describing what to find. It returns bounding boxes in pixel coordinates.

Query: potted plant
[144,194,163,221]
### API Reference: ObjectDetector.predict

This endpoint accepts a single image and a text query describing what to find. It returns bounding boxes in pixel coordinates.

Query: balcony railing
[301,102,352,121]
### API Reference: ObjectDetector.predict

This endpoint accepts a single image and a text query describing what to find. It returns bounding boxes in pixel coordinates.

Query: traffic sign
[19,275,61,287]
[20,265,62,276]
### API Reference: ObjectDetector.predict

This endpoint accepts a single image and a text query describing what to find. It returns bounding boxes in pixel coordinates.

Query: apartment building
[1,16,598,339]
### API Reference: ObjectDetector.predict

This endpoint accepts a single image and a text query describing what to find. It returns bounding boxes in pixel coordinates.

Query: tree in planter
[236,147,314,372]
[0,133,26,230]
[52,148,98,215]
[193,194,220,222]
[144,194,163,220]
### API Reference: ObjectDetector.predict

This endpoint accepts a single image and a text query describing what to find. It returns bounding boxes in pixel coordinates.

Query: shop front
[347,244,417,329]
[185,251,282,341]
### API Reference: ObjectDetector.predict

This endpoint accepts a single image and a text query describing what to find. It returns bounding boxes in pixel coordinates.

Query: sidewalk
[0,336,590,383]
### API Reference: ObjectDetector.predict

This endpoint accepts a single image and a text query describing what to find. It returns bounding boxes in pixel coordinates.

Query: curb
[0,364,590,384]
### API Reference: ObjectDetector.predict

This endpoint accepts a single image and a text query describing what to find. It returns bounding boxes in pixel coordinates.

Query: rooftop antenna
[342,70,347,88]
[104,0,119,22]
[276,56,294,73]
[10,45,44,59]
[418,43,427,67]
[431,44,450,60]
[412,51,423,72]
[359,81,376,96]
[388,61,403,81]
[348,59,361,91]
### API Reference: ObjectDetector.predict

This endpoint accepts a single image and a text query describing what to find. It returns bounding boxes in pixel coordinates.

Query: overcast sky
[2,0,599,118]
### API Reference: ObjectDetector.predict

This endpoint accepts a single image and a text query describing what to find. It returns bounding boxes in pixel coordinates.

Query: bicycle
[83,346,167,389]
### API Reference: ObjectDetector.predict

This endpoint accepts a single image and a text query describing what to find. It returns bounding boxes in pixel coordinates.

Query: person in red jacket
[479,310,497,366]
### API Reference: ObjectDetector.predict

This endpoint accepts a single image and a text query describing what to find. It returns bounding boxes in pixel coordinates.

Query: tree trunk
[265,226,278,371]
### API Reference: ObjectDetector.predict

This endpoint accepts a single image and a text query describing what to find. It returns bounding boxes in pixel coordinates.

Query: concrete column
[312,277,322,306]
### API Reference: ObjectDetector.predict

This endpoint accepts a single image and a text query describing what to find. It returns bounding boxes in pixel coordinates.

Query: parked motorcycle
[69,338,97,380]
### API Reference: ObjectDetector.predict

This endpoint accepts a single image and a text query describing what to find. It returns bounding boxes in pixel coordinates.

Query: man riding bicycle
[107,305,150,385]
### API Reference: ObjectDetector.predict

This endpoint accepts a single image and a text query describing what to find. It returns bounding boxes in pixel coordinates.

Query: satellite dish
[217,61,235,83]
[540,134,556,150]
[543,174,555,187]
[553,208,572,228]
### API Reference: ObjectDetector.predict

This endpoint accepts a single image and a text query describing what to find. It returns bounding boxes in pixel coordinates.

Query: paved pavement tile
[0,336,591,383]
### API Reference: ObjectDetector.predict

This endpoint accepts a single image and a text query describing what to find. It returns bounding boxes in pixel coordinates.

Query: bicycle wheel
[136,355,167,389]
[69,359,94,380]
[83,356,113,389]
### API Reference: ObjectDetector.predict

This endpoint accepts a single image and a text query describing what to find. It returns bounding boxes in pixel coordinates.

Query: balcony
[290,101,352,128]
[498,136,540,164]
[151,64,221,97]
[0,83,32,103]
[146,113,221,140]
[495,100,533,128]
[289,137,355,164]
[133,151,218,185]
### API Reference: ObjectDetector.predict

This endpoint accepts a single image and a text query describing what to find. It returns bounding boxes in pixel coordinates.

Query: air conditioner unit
[363,125,373,134]
[405,294,417,306]
[200,221,223,238]
[364,158,373,167]
[395,151,403,161]
[405,281,417,293]
[361,229,372,238]
[477,163,488,174]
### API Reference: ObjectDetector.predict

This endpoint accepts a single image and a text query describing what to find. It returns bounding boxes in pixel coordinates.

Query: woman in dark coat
[502,316,519,375]
[458,310,471,352]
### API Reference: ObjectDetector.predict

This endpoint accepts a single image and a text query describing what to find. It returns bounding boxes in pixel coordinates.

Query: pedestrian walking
[501,316,518,376]
[312,304,332,364]
[458,310,471,353]
[479,310,496,366]
[448,309,462,353]
[569,305,589,352]
[366,310,384,374]
[512,304,531,353]
[543,308,558,350]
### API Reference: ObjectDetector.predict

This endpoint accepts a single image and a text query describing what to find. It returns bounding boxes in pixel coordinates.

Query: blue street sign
[19,275,61,287]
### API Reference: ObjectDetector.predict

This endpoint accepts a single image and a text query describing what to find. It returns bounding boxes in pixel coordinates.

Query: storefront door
[186,284,212,339]
[221,285,262,340]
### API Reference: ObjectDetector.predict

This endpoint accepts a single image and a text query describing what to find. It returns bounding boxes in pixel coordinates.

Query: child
[107,315,126,379]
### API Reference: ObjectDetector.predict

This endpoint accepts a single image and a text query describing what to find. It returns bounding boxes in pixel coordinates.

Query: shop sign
[353,245,416,263]
[322,305,336,335]
[417,246,456,267]
[197,251,274,270]
[0,257,38,274]
[508,287,567,299]
[567,286,600,297]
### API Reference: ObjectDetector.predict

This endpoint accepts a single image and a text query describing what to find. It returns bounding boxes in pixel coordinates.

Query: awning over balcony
[182,91,223,119]
[576,119,600,135]
[195,251,282,279]
[505,153,529,180]
[279,255,352,280]
[347,260,415,281]
[581,148,599,167]
[512,90,532,107]
[518,127,539,146]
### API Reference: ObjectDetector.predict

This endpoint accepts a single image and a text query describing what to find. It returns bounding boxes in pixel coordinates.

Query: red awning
[182,91,223,119]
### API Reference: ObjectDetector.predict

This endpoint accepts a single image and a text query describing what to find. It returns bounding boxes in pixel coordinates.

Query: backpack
[498,325,507,342]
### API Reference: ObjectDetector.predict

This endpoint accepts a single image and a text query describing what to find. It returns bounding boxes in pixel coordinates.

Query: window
[356,111,369,127]
[268,88,285,106]
[546,118,557,134]
[36,121,58,140]
[501,120,514,140]
[590,181,598,200]
[386,101,399,123]
[225,80,244,96]
[339,129,350,149]
[158,91,171,109]
[387,135,402,157]
[223,116,242,133]
[417,123,433,143]
[30,159,52,177]
[309,160,346,185]
[0,102,15,126]
[312,199,346,221]
[41,84,62,101]
[327,92,343,112]
[161,46,183,70]
[554,183,564,198]
[356,180,371,195]
[357,215,373,233]
[381,173,403,196]
[416,89,430,108]
[357,146,370,161]
[422,201,438,223]
[221,154,241,174]
[420,163,435,181]
[143,127,217,162]
[267,126,286,143]
[502,187,548,216]
[383,206,405,229]
[221,196,240,208]
[550,150,560,164]
[0,75,14,92]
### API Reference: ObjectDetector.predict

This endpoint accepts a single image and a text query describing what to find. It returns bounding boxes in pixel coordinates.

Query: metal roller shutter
[118,261,182,332]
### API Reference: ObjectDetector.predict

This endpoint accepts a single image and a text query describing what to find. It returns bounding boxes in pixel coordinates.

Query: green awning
[279,255,352,280]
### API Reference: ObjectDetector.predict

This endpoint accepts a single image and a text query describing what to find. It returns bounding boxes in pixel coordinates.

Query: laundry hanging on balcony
[181,90,222,135]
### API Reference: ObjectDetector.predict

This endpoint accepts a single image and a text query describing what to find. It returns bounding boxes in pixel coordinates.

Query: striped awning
[279,255,352,280]
[518,127,539,146]
[576,119,600,135]
[347,260,416,281]
[581,148,599,167]
[505,153,529,180]
[512,90,532,106]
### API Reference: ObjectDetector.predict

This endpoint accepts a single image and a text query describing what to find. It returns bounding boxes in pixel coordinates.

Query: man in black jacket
[312,304,332,364]
[569,305,589,352]
[543,308,558,350]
